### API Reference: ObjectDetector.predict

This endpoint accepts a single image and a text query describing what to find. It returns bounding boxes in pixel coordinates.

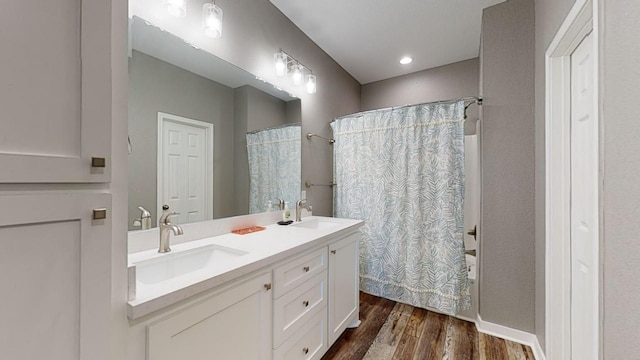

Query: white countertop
[127,216,363,319]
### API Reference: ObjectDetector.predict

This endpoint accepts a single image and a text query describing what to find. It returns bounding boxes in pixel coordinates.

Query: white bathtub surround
[127,214,359,319]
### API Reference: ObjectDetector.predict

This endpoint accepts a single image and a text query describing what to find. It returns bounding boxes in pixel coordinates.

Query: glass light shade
[292,64,303,86]
[305,74,317,94]
[166,0,186,17]
[202,3,223,38]
[274,52,287,76]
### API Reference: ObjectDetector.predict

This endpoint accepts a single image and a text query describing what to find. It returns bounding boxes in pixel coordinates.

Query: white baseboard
[476,315,546,360]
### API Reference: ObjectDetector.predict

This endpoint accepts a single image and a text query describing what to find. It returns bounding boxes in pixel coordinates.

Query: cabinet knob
[331,250,336,254]
[264,283,272,291]
[303,300,309,307]
[302,347,309,354]
[303,266,310,272]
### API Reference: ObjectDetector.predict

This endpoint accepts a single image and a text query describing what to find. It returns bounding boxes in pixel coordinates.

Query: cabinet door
[328,233,360,345]
[148,272,273,360]
[0,193,112,360]
[0,0,111,183]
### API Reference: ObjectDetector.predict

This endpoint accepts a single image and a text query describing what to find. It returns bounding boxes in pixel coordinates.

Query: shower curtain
[331,101,470,315]
[246,124,301,214]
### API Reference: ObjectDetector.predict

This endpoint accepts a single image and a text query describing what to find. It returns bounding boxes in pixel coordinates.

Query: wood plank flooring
[322,292,535,360]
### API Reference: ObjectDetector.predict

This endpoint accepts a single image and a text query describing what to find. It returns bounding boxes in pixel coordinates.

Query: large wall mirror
[128,15,302,230]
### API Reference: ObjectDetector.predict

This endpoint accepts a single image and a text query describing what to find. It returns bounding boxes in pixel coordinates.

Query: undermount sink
[134,244,249,285]
[291,218,341,231]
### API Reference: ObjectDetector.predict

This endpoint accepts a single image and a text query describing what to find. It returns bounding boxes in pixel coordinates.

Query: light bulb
[292,64,303,86]
[400,56,413,65]
[167,0,186,17]
[305,74,317,94]
[202,3,223,38]
[274,52,287,76]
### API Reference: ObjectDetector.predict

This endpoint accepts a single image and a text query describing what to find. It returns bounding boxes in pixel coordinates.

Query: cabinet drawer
[273,247,327,298]
[274,309,327,360]
[273,271,327,348]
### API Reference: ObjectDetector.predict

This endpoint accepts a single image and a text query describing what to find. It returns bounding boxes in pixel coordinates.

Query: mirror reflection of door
[158,112,214,225]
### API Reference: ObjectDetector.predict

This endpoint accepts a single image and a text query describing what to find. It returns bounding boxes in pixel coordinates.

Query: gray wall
[479,0,535,332]
[602,0,640,357]
[361,58,480,135]
[533,0,576,350]
[128,50,236,227]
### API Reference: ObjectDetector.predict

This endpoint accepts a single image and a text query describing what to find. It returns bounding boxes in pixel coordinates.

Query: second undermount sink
[291,218,341,231]
[134,244,249,285]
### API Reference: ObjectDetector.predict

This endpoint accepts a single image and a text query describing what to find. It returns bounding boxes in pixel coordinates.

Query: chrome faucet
[158,205,183,253]
[132,206,152,230]
[295,199,312,222]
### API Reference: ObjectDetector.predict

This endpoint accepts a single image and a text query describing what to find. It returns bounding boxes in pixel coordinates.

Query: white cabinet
[328,232,360,345]
[0,193,112,360]
[0,0,111,183]
[148,272,272,360]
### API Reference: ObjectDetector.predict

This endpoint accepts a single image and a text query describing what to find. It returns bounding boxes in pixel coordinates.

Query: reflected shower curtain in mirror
[247,124,301,214]
[331,101,470,315]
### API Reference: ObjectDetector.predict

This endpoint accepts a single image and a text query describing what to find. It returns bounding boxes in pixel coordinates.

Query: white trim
[545,0,601,359]
[476,315,545,360]
[157,112,214,220]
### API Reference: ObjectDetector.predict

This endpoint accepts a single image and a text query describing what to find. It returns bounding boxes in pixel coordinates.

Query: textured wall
[533,0,577,351]
[479,0,536,332]
[361,59,480,135]
[602,0,640,357]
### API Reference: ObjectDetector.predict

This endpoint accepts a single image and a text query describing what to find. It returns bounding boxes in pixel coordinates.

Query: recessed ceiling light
[400,56,413,65]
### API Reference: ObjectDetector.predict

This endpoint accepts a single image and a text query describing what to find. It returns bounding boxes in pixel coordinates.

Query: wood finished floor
[322,292,535,360]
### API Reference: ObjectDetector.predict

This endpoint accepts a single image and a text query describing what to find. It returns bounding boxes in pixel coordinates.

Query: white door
[570,31,598,359]
[158,113,213,224]
[0,0,111,183]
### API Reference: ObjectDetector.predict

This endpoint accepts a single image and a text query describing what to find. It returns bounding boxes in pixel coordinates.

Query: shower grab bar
[305,180,336,188]
[306,133,335,144]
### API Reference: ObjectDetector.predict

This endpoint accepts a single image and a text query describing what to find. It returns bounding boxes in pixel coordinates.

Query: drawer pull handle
[303,266,310,272]
[303,300,309,307]
[264,283,272,291]
[331,250,336,254]
[303,347,309,354]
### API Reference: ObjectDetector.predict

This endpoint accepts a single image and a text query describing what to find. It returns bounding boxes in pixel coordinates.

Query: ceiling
[270,0,505,84]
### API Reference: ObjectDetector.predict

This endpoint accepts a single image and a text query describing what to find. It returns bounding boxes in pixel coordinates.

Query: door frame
[157,112,214,220]
[545,0,602,358]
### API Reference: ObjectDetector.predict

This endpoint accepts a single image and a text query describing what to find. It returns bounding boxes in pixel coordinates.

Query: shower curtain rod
[246,122,301,135]
[330,96,483,123]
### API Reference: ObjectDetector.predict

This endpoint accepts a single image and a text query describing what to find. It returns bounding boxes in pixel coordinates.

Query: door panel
[570,31,598,360]
[0,0,111,183]
[0,193,111,360]
[159,113,212,224]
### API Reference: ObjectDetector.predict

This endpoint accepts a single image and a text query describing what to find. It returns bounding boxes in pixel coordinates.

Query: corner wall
[479,0,536,332]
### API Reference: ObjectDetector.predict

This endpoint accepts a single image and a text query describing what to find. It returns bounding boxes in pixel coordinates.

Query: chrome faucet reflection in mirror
[158,205,183,253]
[132,206,152,230]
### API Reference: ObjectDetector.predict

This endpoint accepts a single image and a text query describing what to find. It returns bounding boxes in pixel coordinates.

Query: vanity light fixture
[400,56,413,65]
[273,50,317,94]
[292,64,304,86]
[202,1,223,38]
[305,74,317,94]
[166,0,187,17]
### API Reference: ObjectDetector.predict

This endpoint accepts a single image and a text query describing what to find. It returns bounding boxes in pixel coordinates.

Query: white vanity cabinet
[328,232,360,345]
[147,271,273,360]
[273,248,329,360]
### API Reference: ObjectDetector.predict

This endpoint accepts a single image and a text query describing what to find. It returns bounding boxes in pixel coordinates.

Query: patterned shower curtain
[246,124,301,214]
[331,101,470,315]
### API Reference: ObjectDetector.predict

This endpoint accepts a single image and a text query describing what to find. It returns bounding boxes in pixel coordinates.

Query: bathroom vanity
[126,215,362,360]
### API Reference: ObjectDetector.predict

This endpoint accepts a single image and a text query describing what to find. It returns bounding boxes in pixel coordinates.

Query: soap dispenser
[282,201,291,221]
